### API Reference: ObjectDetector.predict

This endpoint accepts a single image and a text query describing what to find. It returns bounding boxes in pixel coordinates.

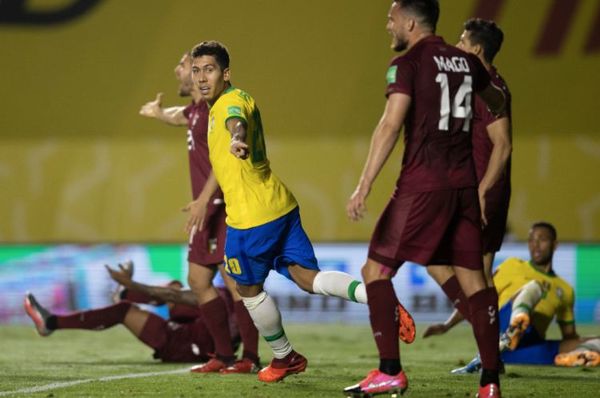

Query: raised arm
[106,264,198,307]
[139,93,188,126]
[227,117,249,159]
[347,92,410,221]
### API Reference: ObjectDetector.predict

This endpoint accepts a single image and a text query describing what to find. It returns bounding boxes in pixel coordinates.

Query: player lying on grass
[423,222,600,372]
[24,262,250,369]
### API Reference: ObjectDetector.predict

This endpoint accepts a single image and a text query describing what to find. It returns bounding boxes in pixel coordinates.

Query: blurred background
[1,0,598,325]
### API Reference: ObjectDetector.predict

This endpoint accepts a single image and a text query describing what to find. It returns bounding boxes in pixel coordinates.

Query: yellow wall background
[1,0,599,242]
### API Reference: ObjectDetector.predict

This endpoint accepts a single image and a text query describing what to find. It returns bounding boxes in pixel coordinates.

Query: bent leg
[482,252,496,288]
[238,283,295,362]
[362,259,403,376]
[219,265,259,364]
[189,262,234,362]
[47,301,133,331]
[453,266,500,384]
[287,264,367,303]
[428,265,470,322]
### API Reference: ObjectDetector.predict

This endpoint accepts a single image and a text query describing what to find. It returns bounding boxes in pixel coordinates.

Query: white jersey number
[435,73,473,132]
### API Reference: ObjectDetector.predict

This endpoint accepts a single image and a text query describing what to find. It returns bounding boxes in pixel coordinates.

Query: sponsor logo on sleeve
[227,106,242,117]
[386,65,397,84]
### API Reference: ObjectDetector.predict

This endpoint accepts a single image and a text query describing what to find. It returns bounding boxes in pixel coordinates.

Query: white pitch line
[0,368,189,396]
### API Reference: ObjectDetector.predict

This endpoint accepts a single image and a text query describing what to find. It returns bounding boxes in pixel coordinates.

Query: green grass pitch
[1,324,598,397]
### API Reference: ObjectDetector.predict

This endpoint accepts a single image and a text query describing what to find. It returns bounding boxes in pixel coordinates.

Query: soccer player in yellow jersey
[189,40,369,383]
[424,222,600,370]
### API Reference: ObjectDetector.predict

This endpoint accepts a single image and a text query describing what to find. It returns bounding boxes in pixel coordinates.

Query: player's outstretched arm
[423,309,465,338]
[478,117,512,225]
[139,93,187,126]
[347,93,410,221]
[105,264,198,306]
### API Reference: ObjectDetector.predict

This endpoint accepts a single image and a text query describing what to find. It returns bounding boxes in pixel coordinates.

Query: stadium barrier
[1,243,598,325]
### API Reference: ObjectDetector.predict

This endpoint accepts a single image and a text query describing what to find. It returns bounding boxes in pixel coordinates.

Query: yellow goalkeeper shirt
[493,257,575,337]
[207,86,297,229]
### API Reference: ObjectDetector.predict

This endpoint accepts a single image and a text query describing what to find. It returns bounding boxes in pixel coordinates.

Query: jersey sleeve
[385,56,416,97]
[477,98,497,127]
[467,54,491,93]
[556,285,576,325]
[221,93,249,127]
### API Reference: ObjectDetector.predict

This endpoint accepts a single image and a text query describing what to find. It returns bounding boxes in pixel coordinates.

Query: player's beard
[393,37,408,52]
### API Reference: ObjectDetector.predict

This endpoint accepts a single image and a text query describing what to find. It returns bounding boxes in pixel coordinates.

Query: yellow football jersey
[207,86,297,229]
[493,257,575,337]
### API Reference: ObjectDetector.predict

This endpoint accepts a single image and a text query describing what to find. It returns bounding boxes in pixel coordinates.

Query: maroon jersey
[183,101,224,203]
[472,66,512,185]
[386,35,491,193]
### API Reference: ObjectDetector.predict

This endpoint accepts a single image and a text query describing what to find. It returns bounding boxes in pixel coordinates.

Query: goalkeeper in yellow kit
[424,222,599,370]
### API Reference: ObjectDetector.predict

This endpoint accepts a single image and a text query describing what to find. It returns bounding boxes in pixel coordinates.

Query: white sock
[242,291,292,359]
[511,280,544,322]
[312,271,367,304]
[577,338,600,352]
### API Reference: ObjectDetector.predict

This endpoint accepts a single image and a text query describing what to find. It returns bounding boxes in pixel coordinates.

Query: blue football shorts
[499,301,560,365]
[223,206,319,285]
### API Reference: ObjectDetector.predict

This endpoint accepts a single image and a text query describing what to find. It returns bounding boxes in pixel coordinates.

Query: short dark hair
[394,0,439,32]
[464,18,504,63]
[191,41,230,70]
[531,221,557,241]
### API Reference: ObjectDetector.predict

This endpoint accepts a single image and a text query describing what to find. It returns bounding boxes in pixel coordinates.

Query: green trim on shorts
[264,329,286,342]
[348,280,361,302]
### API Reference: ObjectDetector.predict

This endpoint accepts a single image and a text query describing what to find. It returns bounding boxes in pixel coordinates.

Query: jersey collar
[528,260,556,277]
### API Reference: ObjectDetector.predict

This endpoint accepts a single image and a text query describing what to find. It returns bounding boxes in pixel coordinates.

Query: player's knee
[236,283,262,298]
[361,262,391,284]
[187,271,212,291]
[288,265,317,293]
[241,291,267,310]
[524,280,545,294]
[426,265,454,283]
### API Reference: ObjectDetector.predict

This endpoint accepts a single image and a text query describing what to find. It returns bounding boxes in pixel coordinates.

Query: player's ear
[474,44,484,58]
[407,18,416,32]
[223,68,231,82]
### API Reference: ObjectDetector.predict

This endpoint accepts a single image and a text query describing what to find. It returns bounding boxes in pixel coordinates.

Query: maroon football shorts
[187,202,227,268]
[140,313,211,363]
[482,184,510,254]
[368,188,483,272]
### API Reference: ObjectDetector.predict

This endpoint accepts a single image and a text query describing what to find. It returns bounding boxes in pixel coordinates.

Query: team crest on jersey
[386,65,397,84]
[187,129,194,151]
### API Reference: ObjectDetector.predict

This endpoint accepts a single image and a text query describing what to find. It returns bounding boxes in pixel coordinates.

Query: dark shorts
[140,313,211,363]
[482,184,510,254]
[368,188,483,271]
[499,301,559,365]
[224,206,319,285]
[188,202,227,267]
